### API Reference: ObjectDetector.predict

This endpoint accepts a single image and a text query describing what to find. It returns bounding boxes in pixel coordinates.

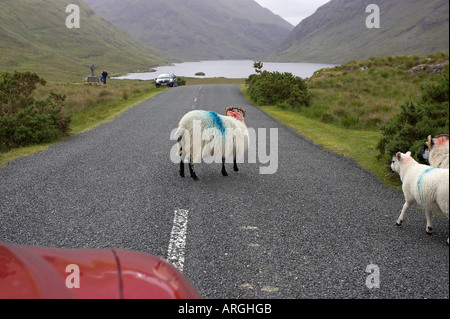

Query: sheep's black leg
[233,151,239,172]
[189,159,199,181]
[179,146,185,178]
[222,157,228,176]
[179,160,185,178]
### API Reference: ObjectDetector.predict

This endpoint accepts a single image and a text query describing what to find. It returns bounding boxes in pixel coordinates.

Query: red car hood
[0,242,201,299]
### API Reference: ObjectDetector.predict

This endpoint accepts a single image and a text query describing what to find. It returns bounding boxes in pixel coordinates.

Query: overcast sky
[254,0,331,26]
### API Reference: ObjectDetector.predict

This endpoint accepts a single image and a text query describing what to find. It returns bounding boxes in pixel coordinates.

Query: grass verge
[0,80,168,167]
[241,85,402,190]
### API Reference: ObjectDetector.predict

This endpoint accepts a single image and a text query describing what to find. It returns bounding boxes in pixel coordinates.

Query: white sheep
[418,134,449,168]
[175,107,249,181]
[391,151,449,244]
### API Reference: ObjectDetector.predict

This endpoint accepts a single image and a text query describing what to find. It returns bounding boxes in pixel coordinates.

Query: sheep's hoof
[180,172,185,178]
[426,227,433,235]
[396,220,403,227]
[222,170,228,177]
[191,174,199,181]
[234,166,239,172]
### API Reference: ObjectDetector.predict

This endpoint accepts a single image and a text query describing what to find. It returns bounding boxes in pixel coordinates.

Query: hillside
[0,0,171,82]
[82,0,293,60]
[268,0,449,64]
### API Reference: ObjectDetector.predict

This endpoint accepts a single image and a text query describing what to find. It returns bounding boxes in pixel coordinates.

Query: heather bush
[0,71,70,152]
[247,70,312,109]
[377,73,449,161]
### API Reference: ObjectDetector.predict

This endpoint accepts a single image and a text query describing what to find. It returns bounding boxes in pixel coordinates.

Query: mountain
[0,0,171,82]
[268,0,449,64]
[82,0,294,60]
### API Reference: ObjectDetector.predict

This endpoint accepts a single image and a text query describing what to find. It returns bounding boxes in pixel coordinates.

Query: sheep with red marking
[175,107,249,181]
[418,134,449,168]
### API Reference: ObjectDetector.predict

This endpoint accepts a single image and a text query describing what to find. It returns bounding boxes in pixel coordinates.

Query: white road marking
[261,286,279,293]
[240,226,259,231]
[167,209,189,272]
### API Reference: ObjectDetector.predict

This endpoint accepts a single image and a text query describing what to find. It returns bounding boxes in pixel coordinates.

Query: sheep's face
[226,107,245,122]
[417,137,431,162]
[391,151,412,173]
[417,134,449,162]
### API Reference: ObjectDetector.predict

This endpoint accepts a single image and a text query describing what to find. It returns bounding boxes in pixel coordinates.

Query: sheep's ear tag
[396,152,402,161]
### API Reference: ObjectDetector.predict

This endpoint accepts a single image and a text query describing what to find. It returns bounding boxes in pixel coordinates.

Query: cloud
[255,0,331,25]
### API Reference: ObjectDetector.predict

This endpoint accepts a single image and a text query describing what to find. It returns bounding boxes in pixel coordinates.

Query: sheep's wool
[176,110,249,163]
[207,111,226,135]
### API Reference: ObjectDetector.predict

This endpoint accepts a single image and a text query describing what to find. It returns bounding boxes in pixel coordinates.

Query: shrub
[247,71,312,109]
[0,71,71,152]
[377,73,449,161]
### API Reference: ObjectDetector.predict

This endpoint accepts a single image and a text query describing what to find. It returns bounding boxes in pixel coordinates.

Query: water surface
[114,60,337,80]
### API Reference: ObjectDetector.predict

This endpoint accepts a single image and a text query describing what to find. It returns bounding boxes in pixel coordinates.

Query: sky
[254,0,331,26]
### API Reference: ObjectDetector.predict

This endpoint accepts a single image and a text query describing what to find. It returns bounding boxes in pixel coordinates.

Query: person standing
[101,70,108,84]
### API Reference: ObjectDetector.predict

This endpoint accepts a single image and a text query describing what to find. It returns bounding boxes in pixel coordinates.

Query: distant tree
[253,62,264,74]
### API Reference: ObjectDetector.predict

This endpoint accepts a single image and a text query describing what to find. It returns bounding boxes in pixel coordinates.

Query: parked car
[155,73,178,88]
[0,241,201,299]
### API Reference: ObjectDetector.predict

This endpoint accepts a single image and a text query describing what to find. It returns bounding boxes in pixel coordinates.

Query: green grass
[304,53,449,129]
[36,80,168,135]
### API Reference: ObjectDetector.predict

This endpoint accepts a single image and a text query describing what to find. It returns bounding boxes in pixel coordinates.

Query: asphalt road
[1,84,448,299]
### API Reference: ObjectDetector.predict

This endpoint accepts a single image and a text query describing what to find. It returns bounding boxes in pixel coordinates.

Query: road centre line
[167,209,189,272]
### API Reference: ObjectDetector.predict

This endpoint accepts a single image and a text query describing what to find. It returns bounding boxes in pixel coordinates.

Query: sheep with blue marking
[391,151,449,244]
[175,107,249,181]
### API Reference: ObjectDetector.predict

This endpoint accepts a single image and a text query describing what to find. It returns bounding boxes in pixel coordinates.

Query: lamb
[418,134,449,168]
[175,107,249,181]
[391,151,449,244]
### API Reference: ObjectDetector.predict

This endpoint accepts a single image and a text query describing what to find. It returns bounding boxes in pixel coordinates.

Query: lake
[113,60,337,80]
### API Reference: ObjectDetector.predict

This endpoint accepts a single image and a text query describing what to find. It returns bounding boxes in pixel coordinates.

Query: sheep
[391,151,449,244]
[418,134,449,168]
[175,107,249,181]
